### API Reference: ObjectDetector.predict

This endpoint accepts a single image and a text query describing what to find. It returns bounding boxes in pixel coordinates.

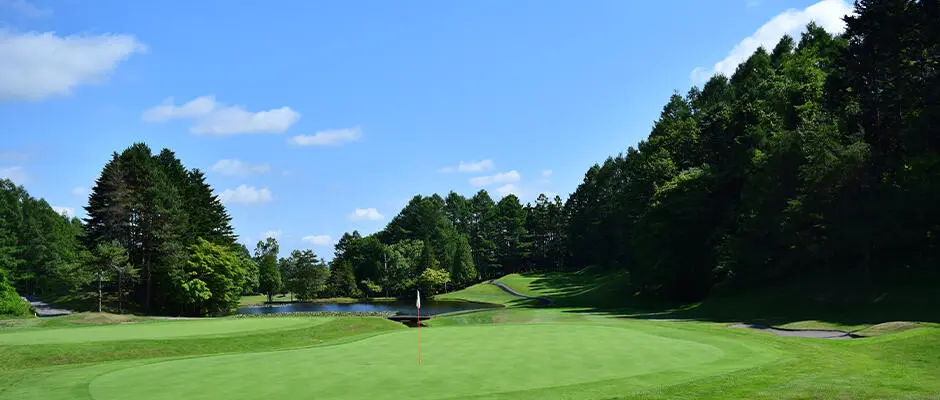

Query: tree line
[249,191,567,301]
[2,0,934,315]
[0,144,260,316]
[564,0,939,301]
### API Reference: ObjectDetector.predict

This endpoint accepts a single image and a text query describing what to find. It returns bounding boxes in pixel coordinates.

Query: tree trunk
[97,269,103,313]
[144,252,152,314]
[118,272,123,314]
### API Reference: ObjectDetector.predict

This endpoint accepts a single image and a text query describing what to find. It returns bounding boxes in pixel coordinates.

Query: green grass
[435,281,525,305]
[87,323,779,400]
[0,317,324,345]
[2,271,939,399]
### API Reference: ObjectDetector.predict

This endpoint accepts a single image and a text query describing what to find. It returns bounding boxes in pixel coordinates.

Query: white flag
[416,290,421,309]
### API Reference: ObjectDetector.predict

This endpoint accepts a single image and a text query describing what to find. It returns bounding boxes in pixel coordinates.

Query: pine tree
[493,194,528,274]
[468,190,498,278]
[327,260,357,298]
[418,239,437,274]
[450,234,477,287]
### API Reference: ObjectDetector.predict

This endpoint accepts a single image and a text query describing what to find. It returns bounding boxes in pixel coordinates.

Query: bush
[0,279,32,318]
[360,280,383,297]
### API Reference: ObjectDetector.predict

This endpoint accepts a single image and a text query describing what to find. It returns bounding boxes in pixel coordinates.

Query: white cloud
[289,127,362,146]
[690,0,853,85]
[302,235,333,246]
[51,206,74,218]
[439,159,495,173]
[496,184,520,197]
[0,0,51,18]
[218,184,272,205]
[0,31,146,101]
[71,186,89,197]
[260,230,281,241]
[0,166,27,184]
[211,159,271,176]
[469,170,521,187]
[347,208,384,221]
[0,151,29,163]
[541,170,552,177]
[142,95,300,135]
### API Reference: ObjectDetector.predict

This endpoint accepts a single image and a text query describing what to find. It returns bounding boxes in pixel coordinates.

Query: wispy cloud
[0,31,146,101]
[289,127,362,146]
[496,184,520,198]
[0,166,27,184]
[211,159,271,176]
[0,0,52,19]
[469,170,520,187]
[690,0,853,85]
[218,184,273,205]
[143,95,300,135]
[439,159,495,173]
[347,208,384,221]
[261,230,281,241]
[51,206,74,218]
[302,235,333,246]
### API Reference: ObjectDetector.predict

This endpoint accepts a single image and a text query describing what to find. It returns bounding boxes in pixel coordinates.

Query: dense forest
[1,0,936,316]
[563,0,939,302]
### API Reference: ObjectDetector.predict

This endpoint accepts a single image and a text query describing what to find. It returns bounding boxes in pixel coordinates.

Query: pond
[236,299,499,316]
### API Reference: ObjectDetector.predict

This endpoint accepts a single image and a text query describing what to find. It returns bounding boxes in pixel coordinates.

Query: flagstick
[417,306,422,365]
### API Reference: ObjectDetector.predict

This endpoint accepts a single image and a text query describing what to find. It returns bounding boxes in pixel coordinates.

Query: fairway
[88,323,777,400]
[0,317,326,345]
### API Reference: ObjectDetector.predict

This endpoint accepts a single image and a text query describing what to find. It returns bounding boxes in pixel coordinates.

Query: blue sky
[0,0,852,257]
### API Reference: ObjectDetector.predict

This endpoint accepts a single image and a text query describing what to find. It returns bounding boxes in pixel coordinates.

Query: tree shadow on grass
[520,269,940,329]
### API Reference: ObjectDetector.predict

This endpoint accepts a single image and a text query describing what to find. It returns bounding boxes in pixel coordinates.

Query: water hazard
[237,299,499,316]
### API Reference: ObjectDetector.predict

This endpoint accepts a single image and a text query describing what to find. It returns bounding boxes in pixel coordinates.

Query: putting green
[0,317,328,345]
[88,323,778,400]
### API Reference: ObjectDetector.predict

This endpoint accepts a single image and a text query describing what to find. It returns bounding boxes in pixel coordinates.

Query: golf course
[2,0,938,398]
[2,272,938,399]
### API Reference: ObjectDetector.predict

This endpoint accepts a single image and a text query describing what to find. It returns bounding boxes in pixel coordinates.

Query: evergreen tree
[418,239,438,274]
[468,190,498,278]
[493,194,528,274]
[327,260,358,297]
[450,234,477,287]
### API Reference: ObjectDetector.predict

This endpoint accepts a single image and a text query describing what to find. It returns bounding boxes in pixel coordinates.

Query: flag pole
[417,307,422,364]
